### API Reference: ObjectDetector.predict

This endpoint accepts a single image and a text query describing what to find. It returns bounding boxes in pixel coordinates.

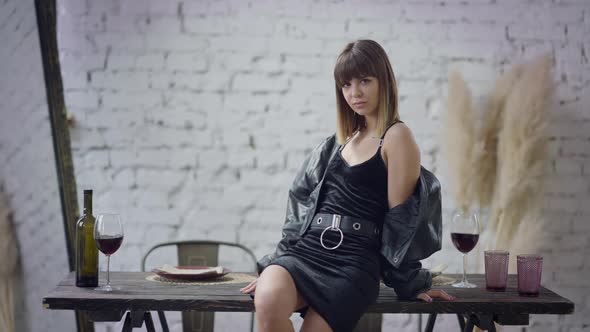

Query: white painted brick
[60,52,105,72]
[101,91,162,108]
[233,73,289,92]
[166,53,208,71]
[136,169,186,189]
[289,75,332,96]
[560,139,590,157]
[170,72,230,91]
[545,176,589,195]
[84,109,144,129]
[282,55,324,75]
[228,17,275,36]
[566,22,590,43]
[350,3,404,19]
[447,23,507,42]
[246,0,312,18]
[433,40,513,61]
[83,149,110,168]
[107,54,135,70]
[347,21,392,39]
[91,71,151,90]
[58,13,104,33]
[145,34,208,51]
[125,207,178,225]
[95,32,147,51]
[61,71,89,90]
[184,17,231,35]
[104,14,143,33]
[276,18,346,39]
[403,3,467,22]
[555,159,583,175]
[266,37,323,55]
[164,91,223,110]
[65,90,100,109]
[110,168,135,189]
[135,53,165,70]
[135,190,169,209]
[139,16,181,35]
[252,55,282,73]
[508,24,567,41]
[209,36,268,53]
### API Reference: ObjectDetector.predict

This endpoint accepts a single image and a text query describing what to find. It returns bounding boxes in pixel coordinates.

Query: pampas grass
[0,190,19,332]
[472,64,526,208]
[443,71,477,214]
[490,54,553,249]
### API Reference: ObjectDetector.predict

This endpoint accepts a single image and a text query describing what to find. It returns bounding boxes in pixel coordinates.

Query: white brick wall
[0,0,587,331]
[0,0,76,331]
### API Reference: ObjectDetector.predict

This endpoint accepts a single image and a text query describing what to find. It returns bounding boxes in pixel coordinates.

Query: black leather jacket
[257,134,442,300]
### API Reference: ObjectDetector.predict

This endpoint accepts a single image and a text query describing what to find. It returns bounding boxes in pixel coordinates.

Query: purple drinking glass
[517,254,543,297]
[484,250,509,291]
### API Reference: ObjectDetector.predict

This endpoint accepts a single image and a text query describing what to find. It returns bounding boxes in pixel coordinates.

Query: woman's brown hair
[333,39,400,144]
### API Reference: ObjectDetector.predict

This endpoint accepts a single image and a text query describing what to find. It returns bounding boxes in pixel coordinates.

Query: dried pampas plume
[490,54,553,249]
[0,190,19,332]
[442,71,477,214]
[472,64,526,207]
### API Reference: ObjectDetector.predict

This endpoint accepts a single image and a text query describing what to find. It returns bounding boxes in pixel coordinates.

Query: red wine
[96,235,123,255]
[451,232,479,253]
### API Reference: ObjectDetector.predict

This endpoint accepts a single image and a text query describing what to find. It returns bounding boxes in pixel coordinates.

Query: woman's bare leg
[255,265,307,332]
[300,307,333,332]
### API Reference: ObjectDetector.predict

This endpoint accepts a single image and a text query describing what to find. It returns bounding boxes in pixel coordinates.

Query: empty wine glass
[450,209,480,288]
[94,213,124,291]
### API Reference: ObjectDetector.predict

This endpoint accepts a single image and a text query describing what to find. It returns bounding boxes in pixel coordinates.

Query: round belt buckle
[320,227,344,250]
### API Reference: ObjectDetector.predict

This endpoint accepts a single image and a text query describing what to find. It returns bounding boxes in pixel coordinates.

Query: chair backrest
[142,240,257,332]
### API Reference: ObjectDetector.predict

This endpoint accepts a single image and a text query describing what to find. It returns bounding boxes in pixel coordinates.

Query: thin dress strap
[378,120,403,147]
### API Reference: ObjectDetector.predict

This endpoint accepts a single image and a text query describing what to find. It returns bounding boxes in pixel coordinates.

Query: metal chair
[141,240,257,332]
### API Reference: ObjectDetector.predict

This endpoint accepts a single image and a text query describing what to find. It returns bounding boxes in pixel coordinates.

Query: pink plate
[152,266,231,281]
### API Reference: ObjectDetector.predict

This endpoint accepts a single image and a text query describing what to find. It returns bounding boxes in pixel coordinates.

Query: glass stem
[462,253,468,284]
[106,255,111,286]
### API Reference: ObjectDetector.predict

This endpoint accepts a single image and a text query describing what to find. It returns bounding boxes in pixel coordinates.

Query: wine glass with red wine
[94,213,124,291]
[450,209,480,288]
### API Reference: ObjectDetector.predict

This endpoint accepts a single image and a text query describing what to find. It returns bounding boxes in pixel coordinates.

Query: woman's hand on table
[240,278,258,294]
[416,289,455,302]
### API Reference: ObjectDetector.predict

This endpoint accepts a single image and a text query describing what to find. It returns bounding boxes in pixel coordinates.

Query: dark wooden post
[33,1,92,331]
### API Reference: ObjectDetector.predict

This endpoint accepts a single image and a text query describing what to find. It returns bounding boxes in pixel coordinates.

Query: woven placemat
[146,273,256,285]
[147,273,455,287]
[432,275,456,286]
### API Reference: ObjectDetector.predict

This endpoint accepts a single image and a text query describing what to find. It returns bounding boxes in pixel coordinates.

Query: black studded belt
[309,213,381,250]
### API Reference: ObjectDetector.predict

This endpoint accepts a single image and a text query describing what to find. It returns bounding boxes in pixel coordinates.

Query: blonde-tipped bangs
[333,51,380,88]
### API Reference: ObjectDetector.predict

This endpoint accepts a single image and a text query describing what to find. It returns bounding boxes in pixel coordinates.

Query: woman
[241,39,454,332]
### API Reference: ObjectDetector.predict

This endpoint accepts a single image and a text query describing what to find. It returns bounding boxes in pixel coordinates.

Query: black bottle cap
[83,189,93,194]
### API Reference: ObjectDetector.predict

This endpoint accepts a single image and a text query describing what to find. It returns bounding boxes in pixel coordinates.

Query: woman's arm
[382,124,453,302]
[382,123,420,208]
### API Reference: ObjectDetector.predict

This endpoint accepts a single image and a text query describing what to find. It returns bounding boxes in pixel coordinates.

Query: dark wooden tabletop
[43,272,574,316]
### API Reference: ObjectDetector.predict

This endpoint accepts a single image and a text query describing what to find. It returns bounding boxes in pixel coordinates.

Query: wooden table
[43,272,574,332]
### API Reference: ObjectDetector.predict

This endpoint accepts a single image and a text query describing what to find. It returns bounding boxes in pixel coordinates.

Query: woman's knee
[254,266,299,318]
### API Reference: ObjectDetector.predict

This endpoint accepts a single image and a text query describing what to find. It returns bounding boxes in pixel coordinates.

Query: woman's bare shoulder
[382,122,420,154]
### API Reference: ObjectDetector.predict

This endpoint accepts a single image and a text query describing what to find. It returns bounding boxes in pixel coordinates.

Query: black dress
[267,129,392,332]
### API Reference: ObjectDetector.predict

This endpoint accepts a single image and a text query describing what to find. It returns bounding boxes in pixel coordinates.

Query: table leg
[144,312,156,332]
[457,314,466,331]
[425,313,437,332]
[463,315,475,332]
[121,312,133,332]
[157,311,170,332]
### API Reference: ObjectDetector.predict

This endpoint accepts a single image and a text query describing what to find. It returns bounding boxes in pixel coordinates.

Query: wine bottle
[75,189,98,287]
